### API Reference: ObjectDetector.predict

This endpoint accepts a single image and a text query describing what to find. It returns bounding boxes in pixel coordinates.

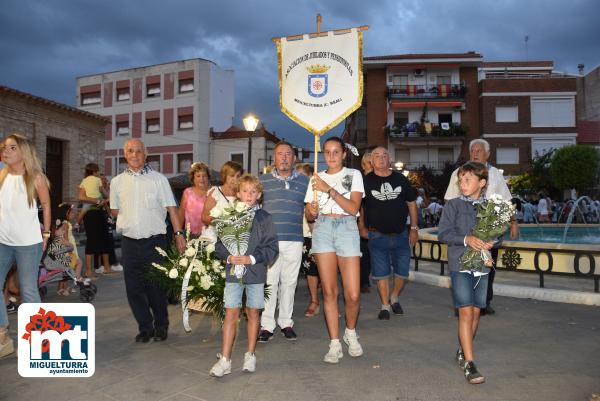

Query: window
[495,106,519,123]
[391,75,408,86]
[81,92,101,106]
[394,148,409,164]
[146,83,161,97]
[394,112,409,128]
[437,75,451,84]
[147,155,161,171]
[177,153,193,173]
[496,148,519,164]
[230,153,244,166]
[118,157,128,173]
[116,121,129,136]
[438,113,453,124]
[146,118,160,133]
[178,115,193,130]
[117,88,130,101]
[179,78,194,93]
[531,97,575,127]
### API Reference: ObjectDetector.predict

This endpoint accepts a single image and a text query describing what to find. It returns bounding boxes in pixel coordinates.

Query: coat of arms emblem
[307,64,330,98]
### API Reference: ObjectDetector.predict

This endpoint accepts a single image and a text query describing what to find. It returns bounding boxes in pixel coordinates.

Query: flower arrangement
[460,193,516,273]
[148,233,227,330]
[209,200,255,280]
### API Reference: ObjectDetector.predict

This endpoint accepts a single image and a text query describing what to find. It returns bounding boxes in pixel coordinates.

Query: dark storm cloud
[1,0,598,149]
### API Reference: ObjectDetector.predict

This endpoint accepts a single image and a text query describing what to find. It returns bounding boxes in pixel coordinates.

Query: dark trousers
[487,248,499,306]
[121,235,169,333]
[360,238,371,287]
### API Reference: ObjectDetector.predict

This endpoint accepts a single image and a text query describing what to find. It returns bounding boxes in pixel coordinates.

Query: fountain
[562,196,600,242]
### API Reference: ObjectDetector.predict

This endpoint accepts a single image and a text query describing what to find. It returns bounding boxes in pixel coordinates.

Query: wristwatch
[174,230,184,236]
[410,226,419,231]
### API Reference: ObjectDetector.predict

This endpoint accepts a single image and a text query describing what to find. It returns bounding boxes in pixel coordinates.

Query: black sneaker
[135,331,154,343]
[281,327,297,341]
[258,329,274,343]
[153,328,168,342]
[463,361,485,384]
[456,348,465,368]
[391,302,404,315]
[481,305,495,316]
[6,302,18,315]
[377,310,390,320]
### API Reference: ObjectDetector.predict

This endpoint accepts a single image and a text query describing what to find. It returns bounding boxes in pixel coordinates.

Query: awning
[390,101,463,108]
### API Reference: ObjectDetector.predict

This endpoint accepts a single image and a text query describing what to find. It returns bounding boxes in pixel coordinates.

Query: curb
[408,271,600,307]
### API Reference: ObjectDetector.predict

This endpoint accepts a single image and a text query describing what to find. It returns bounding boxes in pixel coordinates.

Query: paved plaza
[1,263,599,401]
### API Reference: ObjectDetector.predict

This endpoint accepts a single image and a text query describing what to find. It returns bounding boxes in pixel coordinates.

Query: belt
[321,213,351,218]
[123,234,164,241]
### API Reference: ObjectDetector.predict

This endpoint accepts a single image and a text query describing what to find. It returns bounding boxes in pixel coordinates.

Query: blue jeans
[224,282,265,309]
[368,230,411,279]
[311,215,361,257]
[0,242,43,327]
[451,271,488,309]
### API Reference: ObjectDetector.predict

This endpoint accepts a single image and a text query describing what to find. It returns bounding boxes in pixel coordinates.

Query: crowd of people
[4,132,594,386]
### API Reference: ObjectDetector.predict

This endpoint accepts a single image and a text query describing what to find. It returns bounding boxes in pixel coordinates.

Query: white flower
[155,247,168,257]
[212,260,222,270]
[221,271,226,278]
[168,268,179,279]
[179,258,189,267]
[200,275,212,290]
[187,285,194,291]
[184,247,196,257]
[152,262,167,271]
[210,207,223,218]
[205,243,215,254]
[235,201,247,213]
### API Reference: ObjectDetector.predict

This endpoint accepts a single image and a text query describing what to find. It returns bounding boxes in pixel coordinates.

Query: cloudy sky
[1,0,599,148]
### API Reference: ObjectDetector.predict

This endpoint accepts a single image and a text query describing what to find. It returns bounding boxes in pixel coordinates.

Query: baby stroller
[39,251,97,303]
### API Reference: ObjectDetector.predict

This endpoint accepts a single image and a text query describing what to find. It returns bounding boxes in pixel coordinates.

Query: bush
[550,145,600,192]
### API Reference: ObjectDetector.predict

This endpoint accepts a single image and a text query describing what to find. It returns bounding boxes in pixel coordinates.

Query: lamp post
[243,114,259,174]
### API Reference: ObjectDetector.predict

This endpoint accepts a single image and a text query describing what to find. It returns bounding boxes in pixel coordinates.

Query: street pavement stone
[1,272,599,401]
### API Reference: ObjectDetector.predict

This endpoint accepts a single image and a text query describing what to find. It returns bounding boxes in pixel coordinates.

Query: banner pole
[313,133,319,203]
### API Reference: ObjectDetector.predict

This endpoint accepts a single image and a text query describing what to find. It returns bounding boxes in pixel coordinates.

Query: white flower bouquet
[210,200,256,280]
[460,193,516,273]
[147,231,228,327]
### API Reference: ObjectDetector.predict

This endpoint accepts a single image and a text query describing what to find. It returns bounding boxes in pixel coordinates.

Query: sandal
[304,302,320,317]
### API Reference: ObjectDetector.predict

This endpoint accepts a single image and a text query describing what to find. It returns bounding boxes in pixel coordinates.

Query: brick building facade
[0,86,106,212]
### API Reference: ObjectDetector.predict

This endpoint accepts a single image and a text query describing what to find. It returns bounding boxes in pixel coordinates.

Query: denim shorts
[311,215,361,257]
[368,230,411,279]
[451,271,488,309]
[224,282,265,309]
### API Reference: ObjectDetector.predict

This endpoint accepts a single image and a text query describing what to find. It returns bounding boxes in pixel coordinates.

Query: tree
[550,145,600,193]
[509,149,557,197]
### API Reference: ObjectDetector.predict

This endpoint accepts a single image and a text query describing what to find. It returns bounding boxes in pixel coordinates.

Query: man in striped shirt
[258,141,309,342]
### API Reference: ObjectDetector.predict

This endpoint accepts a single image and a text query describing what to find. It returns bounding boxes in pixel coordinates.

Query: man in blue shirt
[258,141,309,342]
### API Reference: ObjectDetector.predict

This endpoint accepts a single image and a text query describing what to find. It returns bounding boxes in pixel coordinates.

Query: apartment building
[480,61,578,175]
[344,52,483,171]
[576,64,600,149]
[76,58,234,177]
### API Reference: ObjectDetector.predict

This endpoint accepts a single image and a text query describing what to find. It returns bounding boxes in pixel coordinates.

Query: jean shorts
[224,282,265,309]
[451,271,488,309]
[311,215,361,257]
[368,230,411,279]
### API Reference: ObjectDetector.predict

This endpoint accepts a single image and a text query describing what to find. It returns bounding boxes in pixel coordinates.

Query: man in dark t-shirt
[358,147,419,320]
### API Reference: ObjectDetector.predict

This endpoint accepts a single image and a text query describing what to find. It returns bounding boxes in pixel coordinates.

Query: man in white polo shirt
[110,139,186,343]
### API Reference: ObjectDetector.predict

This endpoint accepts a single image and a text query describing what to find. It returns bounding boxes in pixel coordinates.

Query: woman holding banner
[305,136,364,364]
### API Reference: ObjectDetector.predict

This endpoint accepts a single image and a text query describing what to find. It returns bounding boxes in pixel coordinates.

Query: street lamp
[243,114,259,174]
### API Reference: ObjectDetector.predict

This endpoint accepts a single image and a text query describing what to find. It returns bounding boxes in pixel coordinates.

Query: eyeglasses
[0,145,17,153]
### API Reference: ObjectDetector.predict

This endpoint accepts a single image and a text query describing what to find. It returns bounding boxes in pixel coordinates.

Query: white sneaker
[209,356,231,377]
[111,264,123,272]
[95,267,104,274]
[343,328,363,357]
[242,352,256,373]
[323,340,343,364]
[0,338,15,359]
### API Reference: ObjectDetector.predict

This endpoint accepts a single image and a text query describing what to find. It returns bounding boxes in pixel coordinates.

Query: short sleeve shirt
[304,167,364,216]
[363,171,416,234]
[79,175,102,199]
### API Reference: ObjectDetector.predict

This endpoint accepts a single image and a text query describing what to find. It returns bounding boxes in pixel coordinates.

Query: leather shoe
[481,305,495,316]
[153,328,168,341]
[135,331,153,343]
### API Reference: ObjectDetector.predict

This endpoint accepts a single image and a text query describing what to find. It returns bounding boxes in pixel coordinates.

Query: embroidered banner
[277,29,363,136]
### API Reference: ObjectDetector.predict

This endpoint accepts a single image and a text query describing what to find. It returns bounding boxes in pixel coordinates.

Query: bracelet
[174,230,184,236]
[410,226,419,231]
[42,232,51,238]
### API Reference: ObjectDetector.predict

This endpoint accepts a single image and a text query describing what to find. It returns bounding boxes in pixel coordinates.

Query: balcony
[387,83,467,100]
[402,160,456,172]
[386,122,468,139]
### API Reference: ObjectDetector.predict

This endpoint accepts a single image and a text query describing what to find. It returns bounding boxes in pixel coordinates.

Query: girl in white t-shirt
[305,136,365,364]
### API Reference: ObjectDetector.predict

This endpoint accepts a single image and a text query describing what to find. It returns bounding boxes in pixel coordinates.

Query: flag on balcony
[275,28,364,136]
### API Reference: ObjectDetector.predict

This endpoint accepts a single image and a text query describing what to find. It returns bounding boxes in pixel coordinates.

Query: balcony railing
[402,161,455,172]
[386,122,468,138]
[387,84,467,99]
